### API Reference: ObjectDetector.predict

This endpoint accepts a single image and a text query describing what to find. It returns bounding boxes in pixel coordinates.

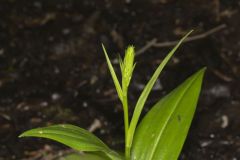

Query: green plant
[19,31,205,160]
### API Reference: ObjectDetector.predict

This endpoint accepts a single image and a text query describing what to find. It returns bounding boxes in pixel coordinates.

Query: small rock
[51,93,61,101]
[0,48,4,56]
[221,115,229,128]
[62,28,71,35]
[83,101,88,108]
[209,84,230,98]
[200,140,212,147]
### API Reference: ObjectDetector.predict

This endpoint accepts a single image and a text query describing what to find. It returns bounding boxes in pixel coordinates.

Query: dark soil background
[0,0,240,160]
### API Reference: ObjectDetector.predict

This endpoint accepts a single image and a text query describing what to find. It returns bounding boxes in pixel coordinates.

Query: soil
[0,0,240,160]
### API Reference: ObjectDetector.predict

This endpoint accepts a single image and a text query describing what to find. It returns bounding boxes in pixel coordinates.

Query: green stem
[126,145,130,160]
[122,92,130,160]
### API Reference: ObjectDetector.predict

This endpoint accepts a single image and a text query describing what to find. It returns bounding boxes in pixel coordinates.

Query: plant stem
[122,92,130,160]
[126,145,130,160]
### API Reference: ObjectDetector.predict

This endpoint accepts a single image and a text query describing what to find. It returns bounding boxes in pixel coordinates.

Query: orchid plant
[20,31,205,160]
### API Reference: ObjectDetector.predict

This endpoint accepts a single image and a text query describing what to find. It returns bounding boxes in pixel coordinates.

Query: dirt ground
[0,0,240,159]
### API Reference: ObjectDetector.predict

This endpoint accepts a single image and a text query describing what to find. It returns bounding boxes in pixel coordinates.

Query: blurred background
[0,0,240,159]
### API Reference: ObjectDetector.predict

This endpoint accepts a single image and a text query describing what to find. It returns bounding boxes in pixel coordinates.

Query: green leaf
[19,124,121,160]
[60,152,111,160]
[127,30,193,149]
[131,68,206,160]
[102,44,123,102]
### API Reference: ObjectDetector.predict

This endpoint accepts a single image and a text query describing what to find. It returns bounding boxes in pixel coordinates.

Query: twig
[136,24,226,56]
[88,119,102,132]
[135,38,157,56]
[210,68,233,82]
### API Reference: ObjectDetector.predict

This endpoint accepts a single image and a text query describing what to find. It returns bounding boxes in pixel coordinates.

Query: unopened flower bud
[121,46,135,90]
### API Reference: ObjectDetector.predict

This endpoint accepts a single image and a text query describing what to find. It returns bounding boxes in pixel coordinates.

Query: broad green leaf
[19,124,122,160]
[127,30,193,149]
[60,152,111,160]
[102,44,123,102]
[131,68,206,160]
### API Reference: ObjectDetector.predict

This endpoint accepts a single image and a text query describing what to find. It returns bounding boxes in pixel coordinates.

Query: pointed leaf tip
[102,44,123,102]
[127,31,193,150]
[131,68,206,160]
[19,124,122,160]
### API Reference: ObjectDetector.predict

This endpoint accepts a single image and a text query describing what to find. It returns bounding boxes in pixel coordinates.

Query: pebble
[62,28,71,35]
[0,48,4,55]
[209,84,230,98]
[200,140,212,147]
[221,115,229,128]
[83,101,88,108]
[51,93,61,101]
